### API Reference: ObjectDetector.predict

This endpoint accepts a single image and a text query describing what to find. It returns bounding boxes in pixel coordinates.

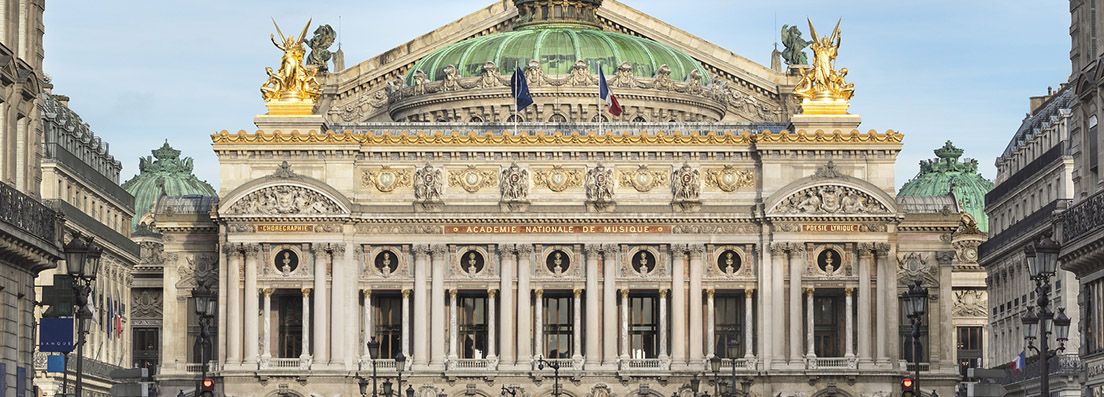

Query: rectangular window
[373,294,403,359]
[458,294,488,359]
[132,328,160,369]
[957,326,983,377]
[714,294,747,358]
[542,294,574,358]
[812,293,845,357]
[276,293,304,358]
[629,294,658,359]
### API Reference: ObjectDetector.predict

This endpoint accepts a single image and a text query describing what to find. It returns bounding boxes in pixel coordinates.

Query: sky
[42,1,1071,190]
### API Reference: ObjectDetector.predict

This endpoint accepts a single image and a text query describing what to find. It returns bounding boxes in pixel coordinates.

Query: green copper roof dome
[407,0,709,86]
[898,141,994,232]
[122,142,216,232]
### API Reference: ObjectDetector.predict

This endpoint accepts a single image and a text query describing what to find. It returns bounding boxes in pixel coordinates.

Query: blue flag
[509,67,533,112]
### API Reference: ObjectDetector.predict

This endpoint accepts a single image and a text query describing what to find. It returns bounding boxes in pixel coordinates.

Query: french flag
[598,67,622,117]
[1011,351,1025,374]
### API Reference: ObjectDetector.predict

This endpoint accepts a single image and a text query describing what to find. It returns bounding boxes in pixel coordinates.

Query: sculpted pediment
[770,184,891,215]
[224,184,345,216]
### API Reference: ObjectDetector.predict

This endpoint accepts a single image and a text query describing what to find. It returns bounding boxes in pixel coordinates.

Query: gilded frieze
[617,165,668,193]
[532,166,584,192]
[448,166,498,193]
[704,166,755,192]
[361,166,413,193]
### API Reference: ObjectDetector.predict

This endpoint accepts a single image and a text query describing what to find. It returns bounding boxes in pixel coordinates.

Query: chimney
[54,95,70,108]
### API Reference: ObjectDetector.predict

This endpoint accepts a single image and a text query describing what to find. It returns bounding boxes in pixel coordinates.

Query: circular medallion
[817,249,842,273]
[546,250,571,274]
[632,250,657,274]
[274,249,299,274]
[375,250,399,274]
[717,250,742,274]
[461,250,485,274]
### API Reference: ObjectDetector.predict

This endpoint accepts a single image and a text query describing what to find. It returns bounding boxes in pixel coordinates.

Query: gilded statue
[793,18,854,103]
[261,19,321,103]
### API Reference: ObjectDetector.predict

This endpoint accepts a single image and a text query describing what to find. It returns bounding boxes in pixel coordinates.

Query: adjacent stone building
[33,91,140,397]
[0,1,63,397]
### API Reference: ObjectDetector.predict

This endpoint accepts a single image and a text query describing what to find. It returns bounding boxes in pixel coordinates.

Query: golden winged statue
[794,18,854,106]
[261,18,321,105]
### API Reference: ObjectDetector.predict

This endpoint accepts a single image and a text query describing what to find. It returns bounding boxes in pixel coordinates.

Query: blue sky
[42,1,1070,189]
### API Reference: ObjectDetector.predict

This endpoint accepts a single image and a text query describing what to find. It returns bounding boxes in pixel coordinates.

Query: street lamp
[192,272,217,397]
[1021,233,1071,397]
[366,338,381,397]
[536,356,563,397]
[393,352,407,397]
[65,232,102,397]
[902,279,928,396]
[690,374,701,397]
[709,356,722,397]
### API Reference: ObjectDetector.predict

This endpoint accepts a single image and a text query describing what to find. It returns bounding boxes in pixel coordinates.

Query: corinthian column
[805,287,816,359]
[845,288,854,358]
[659,288,669,359]
[363,289,373,359]
[262,288,273,360]
[430,244,447,368]
[857,246,873,363]
[620,288,630,359]
[789,244,805,365]
[413,245,430,368]
[312,245,329,364]
[534,288,544,358]
[499,245,516,366]
[706,288,715,358]
[573,288,583,360]
[875,245,889,363]
[585,245,601,367]
[243,245,260,366]
[602,245,618,367]
[670,245,687,367]
[516,244,533,367]
[401,288,411,363]
[226,245,243,364]
[448,289,458,360]
[744,288,754,359]
[688,245,704,367]
[301,288,311,359]
[487,289,497,360]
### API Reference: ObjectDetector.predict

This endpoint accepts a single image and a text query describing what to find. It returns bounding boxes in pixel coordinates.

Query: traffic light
[200,377,216,397]
[900,377,915,397]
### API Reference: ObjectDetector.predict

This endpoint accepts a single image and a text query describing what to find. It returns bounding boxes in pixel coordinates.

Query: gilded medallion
[618,165,668,193]
[533,166,583,192]
[448,166,498,193]
[362,166,413,193]
[704,165,755,192]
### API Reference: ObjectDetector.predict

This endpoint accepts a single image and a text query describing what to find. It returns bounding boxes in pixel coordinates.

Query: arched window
[632,116,647,123]
[590,114,608,122]
[507,114,524,123]
[548,114,568,123]
[469,116,484,123]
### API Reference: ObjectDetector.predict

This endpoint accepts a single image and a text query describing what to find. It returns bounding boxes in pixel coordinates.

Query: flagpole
[514,68,519,136]
[597,61,603,136]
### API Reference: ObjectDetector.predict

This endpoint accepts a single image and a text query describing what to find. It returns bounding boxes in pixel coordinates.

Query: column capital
[487,288,498,298]
[857,243,876,257]
[601,243,620,254]
[262,287,274,296]
[363,288,372,297]
[845,287,854,296]
[223,243,242,255]
[449,288,458,297]
[804,286,816,294]
[620,288,630,297]
[413,244,432,256]
[769,242,788,255]
[516,244,534,255]
[744,288,755,298]
[585,244,602,256]
[534,288,544,297]
[789,242,807,254]
[705,288,715,297]
[329,243,347,255]
[301,287,312,296]
[688,244,706,257]
[874,243,891,257]
[402,288,412,298]
[431,244,449,256]
[244,243,263,258]
[659,288,669,298]
[573,288,583,297]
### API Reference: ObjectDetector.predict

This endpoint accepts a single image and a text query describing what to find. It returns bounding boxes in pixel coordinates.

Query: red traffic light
[201,378,215,391]
[901,377,914,390]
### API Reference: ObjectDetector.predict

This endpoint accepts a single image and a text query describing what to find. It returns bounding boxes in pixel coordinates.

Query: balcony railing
[359,358,402,371]
[717,357,757,372]
[446,358,498,371]
[260,357,308,370]
[0,181,60,248]
[1063,189,1104,244]
[32,352,121,379]
[532,357,584,371]
[980,200,1063,260]
[619,358,670,371]
[184,362,220,373]
[905,362,931,372]
[1000,353,1081,385]
[805,356,857,370]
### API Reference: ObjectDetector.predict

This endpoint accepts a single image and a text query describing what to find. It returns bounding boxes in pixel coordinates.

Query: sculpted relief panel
[772,185,890,215]
[226,185,343,215]
[362,166,413,193]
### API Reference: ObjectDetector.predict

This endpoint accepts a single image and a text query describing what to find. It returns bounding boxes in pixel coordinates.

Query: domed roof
[406,26,710,86]
[898,141,994,232]
[122,142,216,232]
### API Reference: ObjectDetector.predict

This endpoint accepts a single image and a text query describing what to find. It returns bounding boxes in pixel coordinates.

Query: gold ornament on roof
[793,18,855,115]
[260,18,321,115]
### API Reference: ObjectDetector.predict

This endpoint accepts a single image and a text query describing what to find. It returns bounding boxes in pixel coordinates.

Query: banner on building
[39,317,74,353]
[46,355,66,373]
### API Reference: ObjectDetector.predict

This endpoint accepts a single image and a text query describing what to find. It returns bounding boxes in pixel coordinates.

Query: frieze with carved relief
[449,166,498,193]
[226,185,343,215]
[618,165,668,193]
[362,166,413,193]
[704,166,755,192]
[533,166,583,192]
[772,185,890,215]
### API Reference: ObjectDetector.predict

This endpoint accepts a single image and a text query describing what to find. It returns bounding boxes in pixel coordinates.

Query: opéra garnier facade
[176,1,973,396]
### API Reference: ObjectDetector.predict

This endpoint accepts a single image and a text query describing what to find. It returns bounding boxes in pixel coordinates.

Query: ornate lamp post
[1021,233,1072,397]
[535,356,563,397]
[902,279,928,395]
[501,385,519,397]
[192,273,217,397]
[364,338,382,397]
[65,232,102,397]
[392,352,407,397]
[708,356,723,397]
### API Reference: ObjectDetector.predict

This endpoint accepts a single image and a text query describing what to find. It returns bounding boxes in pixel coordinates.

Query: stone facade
[0,1,63,397]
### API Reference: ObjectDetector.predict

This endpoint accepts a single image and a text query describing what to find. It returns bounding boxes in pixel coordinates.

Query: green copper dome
[406,27,710,85]
[122,142,216,232]
[899,141,994,232]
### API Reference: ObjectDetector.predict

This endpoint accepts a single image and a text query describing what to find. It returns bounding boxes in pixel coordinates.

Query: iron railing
[0,181,60,247]
[1063,189,1104,244]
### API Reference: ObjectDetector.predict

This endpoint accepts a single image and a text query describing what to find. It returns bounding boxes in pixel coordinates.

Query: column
[789,245,804,364]
[218,244,228,364]
[499,245,516,366]
[430,244,447,368]
[875,246,889,363]
[534,289,544,358]
[227,246,242,364]
[705,288,715,358]
[401,289,411,362]
[762,245,781,368]
[572,288,583,360]
[771,245,785,363]
[845,288,854,358]
[243,245,260,366]
[744,288,754,359]
[805,287,816,359]
[938,252,955,368]
[659,288,669,359]
[487,289,497,360]
[448,289,459,360]
[301,288,311,359]
[689,245,704,366]
[262,288,273,360]
[602,245,618,366]
[585,245,601,367]
[363,289,373,359]
[313,246,329,364]
[620,288,630,359]
[857,247,873,362]
[413,245,429,368]
[517,245,533,367]
[333,244,353,368]
[671,245,687,367]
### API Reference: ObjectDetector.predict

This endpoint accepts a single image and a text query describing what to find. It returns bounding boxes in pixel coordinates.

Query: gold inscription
[445,224,669,234]
[256,224,315,233]
[801,224,861,233]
